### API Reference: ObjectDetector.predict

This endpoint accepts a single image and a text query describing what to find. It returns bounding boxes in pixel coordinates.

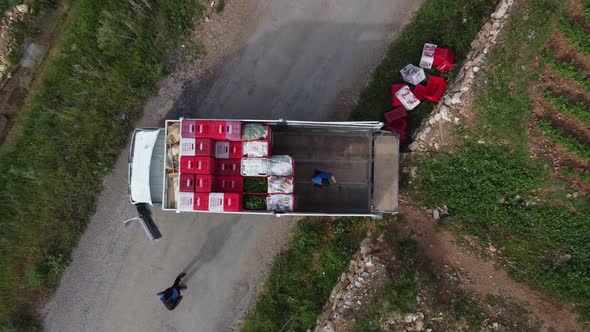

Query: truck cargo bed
[272,128,372,213]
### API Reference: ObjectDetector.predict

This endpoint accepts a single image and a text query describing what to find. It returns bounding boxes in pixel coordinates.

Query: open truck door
[128,128,165,240]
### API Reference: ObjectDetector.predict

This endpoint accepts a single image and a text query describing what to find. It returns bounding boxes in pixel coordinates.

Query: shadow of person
[180,220,236,284]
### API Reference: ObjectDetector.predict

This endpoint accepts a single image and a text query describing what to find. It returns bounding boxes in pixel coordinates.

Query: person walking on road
[157,272,187,310]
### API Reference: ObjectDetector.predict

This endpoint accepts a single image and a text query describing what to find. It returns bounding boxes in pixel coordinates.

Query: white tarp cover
[131,129,160,204]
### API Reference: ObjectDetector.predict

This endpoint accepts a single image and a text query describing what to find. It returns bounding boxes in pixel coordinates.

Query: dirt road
[43,0,421,331]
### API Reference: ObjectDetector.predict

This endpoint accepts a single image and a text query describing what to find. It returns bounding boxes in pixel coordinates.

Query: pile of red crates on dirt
[383,43,455,144]
[176,119,294,212]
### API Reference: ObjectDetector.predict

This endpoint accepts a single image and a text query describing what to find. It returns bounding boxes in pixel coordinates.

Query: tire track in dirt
[398,197,585,332]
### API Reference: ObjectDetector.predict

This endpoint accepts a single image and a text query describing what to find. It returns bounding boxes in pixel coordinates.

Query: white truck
[128,119,399,239]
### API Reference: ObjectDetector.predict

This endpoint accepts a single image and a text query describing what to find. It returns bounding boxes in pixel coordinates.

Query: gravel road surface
[44,0,421,331]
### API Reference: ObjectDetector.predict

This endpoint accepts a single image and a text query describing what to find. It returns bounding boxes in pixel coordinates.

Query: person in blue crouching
[312,170,336,188]
[158,273,187,310]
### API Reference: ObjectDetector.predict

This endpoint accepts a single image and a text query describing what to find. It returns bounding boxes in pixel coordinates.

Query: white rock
[404,314,414,323]
[354,281,361,288]
[473,66,480,73]
[433,209,440,220]
[416,321,424,331]
[15,4,28,13]
[491,2,509,19]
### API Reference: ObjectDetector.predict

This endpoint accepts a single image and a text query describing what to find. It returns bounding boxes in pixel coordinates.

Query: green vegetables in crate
[243,177,267,193]
[242,123,268,140]
[243,195,267,210]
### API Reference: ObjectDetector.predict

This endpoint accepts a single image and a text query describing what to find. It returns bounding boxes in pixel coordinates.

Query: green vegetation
[415,0,590,324]
[353,269,420,332]
[243,218,365,331]
[243,177,267,193]
[0,0,203,327]
[544,92,590,125]
[243,194,267,210]
[538,118,590,159]
[351,0,498,136]
[542,52,590,92]
[215,0,225,13]
[1,0,55,73]
[245,0,501,329]
[560,18,590,55]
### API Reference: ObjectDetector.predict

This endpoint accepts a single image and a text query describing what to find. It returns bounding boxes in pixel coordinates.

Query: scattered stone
[432,209,440,220]
[416,321,424,331]
[488,245,497,253]
[15,4,28,13]
[404,314,414,323]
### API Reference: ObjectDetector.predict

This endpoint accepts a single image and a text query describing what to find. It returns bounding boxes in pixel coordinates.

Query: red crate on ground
[193,193,210,211]
[391,84,405,107]
[181,119,210,138]
[433,48,455,73]
[194,138,215,156]
[179,173,196,192]
[424,76,447,103]
[384,107,407,126]
[180,156,215,174]
[209,121,242,141]
[215,141,243,159]
[194,175,214,192]
[214,176,243,193]
[412,84,426,101]
[215,159,241,176]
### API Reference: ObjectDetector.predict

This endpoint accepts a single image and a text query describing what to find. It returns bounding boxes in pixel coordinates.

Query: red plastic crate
[223,193,242,211]
[384,107,407,126]
[194,175,214,192]
[194,138,215,156]
[181,119,210,138]
[391,84,405,107]
[214,176,243,193]
[208,193,243,212]
[180,156,215,174]
[433,48,455,73]
[209,121,242,141]
[193,193,209,211]
[179,173,196,192]
[215,159,241,176]
[215,141,243,159]
[412,84,426,101]
[424,76,447,103]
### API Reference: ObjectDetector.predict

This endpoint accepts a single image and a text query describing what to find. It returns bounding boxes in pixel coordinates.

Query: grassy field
[350,0,498,135]
[414,0,590,324]
[243,0,498,329]
[0,0,203,329]
[243,218,365,331]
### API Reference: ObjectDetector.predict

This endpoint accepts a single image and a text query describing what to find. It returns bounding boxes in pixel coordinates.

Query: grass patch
[215,0,225,13]
[542,52,590,92]
[414,0,590,323]
[243,218,365,332]
[351,0,498,137]
[0,0,204,328]
[352,269,420,332]
[538,118,590,159]
[544,92,590,125]
[560,18,590,55]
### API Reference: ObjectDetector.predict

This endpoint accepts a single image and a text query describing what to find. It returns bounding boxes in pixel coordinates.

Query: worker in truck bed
[157,272,187,310]
[312,170,336,188]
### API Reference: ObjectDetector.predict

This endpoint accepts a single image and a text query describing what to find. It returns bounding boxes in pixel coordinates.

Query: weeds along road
[44,0,422,331]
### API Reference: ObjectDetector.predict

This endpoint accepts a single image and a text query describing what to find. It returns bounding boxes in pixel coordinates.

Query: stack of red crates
[179,119,244,211]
